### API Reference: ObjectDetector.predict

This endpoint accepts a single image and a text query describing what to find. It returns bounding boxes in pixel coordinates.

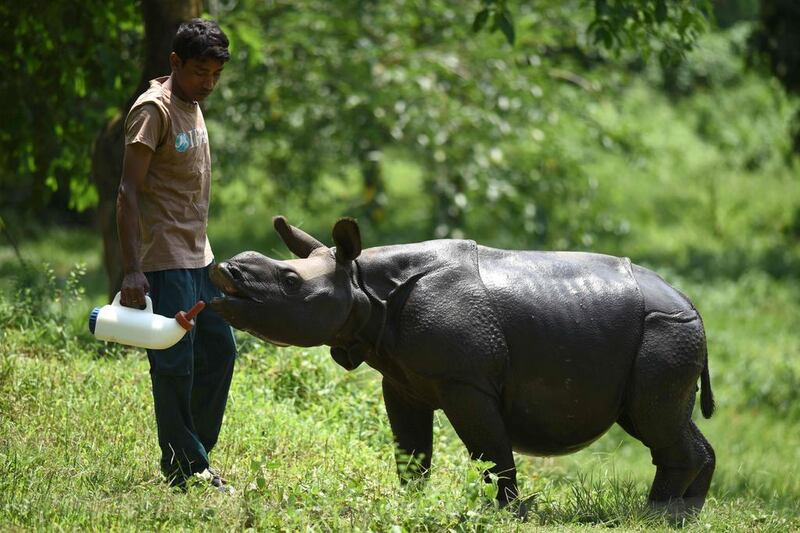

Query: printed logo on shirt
[175,128,208,153]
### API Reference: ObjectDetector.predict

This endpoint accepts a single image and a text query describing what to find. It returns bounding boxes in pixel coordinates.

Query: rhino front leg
[441,384,521,512]
[382,379,433,484]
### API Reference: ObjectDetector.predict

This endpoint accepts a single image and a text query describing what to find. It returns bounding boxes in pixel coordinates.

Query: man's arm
[116,142,153,308]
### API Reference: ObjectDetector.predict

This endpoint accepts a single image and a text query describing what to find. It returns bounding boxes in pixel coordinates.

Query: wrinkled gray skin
[210,216,715,519]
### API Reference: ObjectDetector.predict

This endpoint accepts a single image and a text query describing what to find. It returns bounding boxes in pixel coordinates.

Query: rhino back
[477,247,645,454]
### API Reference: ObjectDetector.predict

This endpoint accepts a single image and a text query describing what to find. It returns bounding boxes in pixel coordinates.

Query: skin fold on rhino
[210,216,716,519]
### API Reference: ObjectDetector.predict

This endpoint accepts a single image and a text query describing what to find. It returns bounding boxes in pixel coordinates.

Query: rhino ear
[332,217,362,264]
[273,216,325,258]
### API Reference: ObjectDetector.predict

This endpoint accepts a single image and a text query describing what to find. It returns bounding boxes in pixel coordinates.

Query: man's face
[170,54,225,102]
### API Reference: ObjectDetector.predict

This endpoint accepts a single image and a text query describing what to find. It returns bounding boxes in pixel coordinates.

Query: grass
[1,260,799,531]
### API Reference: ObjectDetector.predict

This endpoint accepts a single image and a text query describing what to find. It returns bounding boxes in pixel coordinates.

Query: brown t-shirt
[124,76,214,272]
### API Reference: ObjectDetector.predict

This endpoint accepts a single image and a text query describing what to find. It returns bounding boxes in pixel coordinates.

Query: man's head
[170,19,230,103]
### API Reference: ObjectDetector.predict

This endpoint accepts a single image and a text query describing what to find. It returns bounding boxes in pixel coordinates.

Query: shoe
[195,467,235,494]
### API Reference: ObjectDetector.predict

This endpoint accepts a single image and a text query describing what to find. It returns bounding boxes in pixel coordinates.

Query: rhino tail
[700,344,715,418]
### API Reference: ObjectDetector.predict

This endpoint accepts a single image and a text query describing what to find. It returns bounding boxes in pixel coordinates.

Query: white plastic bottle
[88,292,205,350]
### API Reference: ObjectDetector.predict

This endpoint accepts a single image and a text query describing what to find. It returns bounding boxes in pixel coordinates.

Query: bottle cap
[89,307,100,334]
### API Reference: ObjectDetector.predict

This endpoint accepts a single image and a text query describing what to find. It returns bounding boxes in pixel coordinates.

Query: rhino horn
[273,216,325,258]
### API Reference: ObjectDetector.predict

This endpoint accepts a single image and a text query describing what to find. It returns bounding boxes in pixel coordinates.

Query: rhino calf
[210,216,715,518]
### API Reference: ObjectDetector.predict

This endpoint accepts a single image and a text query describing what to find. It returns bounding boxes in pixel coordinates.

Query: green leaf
[655,0,668,24]
[658,48,672,69]
[594,0,607,17]
[497,10,515,45]
[483,480,498,499]
[74,68,86,98]
[594,25,613,49]
[472,8,489,33]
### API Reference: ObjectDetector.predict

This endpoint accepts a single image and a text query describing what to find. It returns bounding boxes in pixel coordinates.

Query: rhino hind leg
[645,420,715,519]
[680,424,716,511]
[618,311,715,519]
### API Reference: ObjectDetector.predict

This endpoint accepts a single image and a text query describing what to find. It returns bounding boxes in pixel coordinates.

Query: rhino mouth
[210,262,269,304]
[209,264,291,347]
[210,263,245,297]
[209,264,267,313]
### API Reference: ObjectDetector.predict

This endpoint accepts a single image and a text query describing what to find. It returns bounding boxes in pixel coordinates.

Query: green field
[1,265,799,531]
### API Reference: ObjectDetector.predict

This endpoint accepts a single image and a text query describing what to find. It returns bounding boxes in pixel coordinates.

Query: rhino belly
[477,247,645,455]
[503,365,625,456]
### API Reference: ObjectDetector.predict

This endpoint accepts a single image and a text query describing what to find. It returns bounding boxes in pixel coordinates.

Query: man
[116,19,236,492]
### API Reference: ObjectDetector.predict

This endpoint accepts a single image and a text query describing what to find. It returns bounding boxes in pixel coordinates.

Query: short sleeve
[125,103,164,151]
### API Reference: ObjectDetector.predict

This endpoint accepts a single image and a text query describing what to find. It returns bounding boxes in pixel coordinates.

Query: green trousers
[145,263,237,483]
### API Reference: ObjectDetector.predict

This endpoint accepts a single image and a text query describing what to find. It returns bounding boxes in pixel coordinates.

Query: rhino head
[209,216,371,368]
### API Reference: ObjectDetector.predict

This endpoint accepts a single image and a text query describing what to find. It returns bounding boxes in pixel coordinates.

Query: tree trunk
[91,0,201,301]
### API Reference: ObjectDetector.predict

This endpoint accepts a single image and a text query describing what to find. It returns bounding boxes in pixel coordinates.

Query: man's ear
[332,217,362,264]
[273,216,325,258]
[169,52,182,72]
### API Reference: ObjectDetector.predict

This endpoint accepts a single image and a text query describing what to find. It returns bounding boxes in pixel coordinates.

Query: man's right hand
[120,271,150,309]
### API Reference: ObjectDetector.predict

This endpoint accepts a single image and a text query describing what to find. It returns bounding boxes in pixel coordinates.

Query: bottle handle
[112,291,153,313]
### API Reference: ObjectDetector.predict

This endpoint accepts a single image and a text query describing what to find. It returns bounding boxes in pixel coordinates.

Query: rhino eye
[281,271,302,293]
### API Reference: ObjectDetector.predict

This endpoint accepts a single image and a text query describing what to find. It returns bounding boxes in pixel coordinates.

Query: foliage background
[1,0,799,530]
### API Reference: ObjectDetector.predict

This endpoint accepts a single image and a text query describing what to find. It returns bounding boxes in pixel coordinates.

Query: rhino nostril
[229,265,244,281]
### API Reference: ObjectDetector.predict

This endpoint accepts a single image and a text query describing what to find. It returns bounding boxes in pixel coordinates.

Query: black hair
[172,19,230,63]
